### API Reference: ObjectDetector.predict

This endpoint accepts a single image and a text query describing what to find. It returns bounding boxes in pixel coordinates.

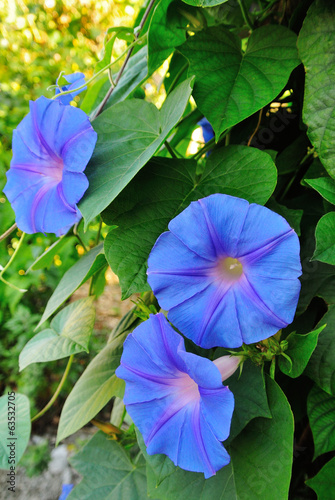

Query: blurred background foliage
[0,0,142,420]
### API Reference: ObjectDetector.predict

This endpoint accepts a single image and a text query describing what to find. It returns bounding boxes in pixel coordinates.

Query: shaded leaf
[298,0,335,177]
[312,212,335,265]
[306,456,335,499]
[182,0,229,6]
[267,198,303,236]
[308,384,335,459]
[179,25,300,139]
[223,360,271,443]
[306,305,335,395]
[19,297,95,370]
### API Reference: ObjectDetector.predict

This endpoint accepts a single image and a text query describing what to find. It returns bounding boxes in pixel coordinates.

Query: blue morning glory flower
[198,117,214,143]
[147,194,302,348]
[4,96,97,236]
[59,484,73,500]
[55,72,86,105]
[116,313,237,478]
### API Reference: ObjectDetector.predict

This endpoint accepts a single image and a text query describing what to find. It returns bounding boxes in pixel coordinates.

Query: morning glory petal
[147,231,215,310]
[55,72,86,105]
[200,386,235,442]
[168,284,243,348]
[236,203,296,257]
[147,193,302,347]
[4,96,97,235]
[61,171,89,207]
[116,314,235,478]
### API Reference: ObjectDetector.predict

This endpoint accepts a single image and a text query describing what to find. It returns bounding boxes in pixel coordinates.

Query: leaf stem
[247,108,263,146]
[73,222,88,252]
[31,355,74,422]
[52,36,146,103]
[0,222,17,242]
[95,217,103,246]
[92,0,157,119]
[164,141,178,159]
[192,128,231,159]
[279,147,315,202]
[237,0,254,31]
[0,231,25,275]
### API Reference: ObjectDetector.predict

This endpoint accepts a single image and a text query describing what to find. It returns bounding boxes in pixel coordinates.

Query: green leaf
[296,215,335,314]
[298,0,335,178]
[104,147,277,298]
[266,198,303,236]
[305,177,335,205]
[79,77,194,226]
[179,25,300,139]
[81,76,109,115]
[139,377,293,500]
[0,393,31,470]
[104,46,149,110]
[19,297,96,371]
[148,0,189,74]
[229,376,293,499]
[26,236,76,272]
[68,431,148,500]
[276,133,310,175]
[223,360,271,443]
[312,212,335,265]
[279,326,326,378]
[95,27,135,74]
[306,456,335,499]
[38,244,105,327]
[306,305,335,395]
[57,335,125,443]
[308,384,335,459]
[182,0,228,6]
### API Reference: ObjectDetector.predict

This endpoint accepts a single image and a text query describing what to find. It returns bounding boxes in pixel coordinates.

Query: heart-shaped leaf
[179,25,300,139]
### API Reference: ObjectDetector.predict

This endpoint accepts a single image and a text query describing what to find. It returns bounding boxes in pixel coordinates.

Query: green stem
[192,137,216,159]
[237,0,254,31]
[92,0,157,119]
[166,63,188,96]
[164,141,178,159]
[0,231,26,289]
[52,35,146,102]
[0,223,17,243]
[73,222,88,252]
[192,128,231,159]
[279,147,315,202]
[95,217,103,246]
[0,275,27,293]
[256,0,280,20]
[31,355,74,422]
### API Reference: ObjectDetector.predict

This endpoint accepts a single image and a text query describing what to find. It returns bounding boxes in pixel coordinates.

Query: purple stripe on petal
[4,96,96,235]
[239,229,294,262]
[116,314,234,478]
[148,193,302,347]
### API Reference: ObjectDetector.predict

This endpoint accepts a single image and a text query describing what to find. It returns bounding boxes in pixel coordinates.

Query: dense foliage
[1,0,335,498]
